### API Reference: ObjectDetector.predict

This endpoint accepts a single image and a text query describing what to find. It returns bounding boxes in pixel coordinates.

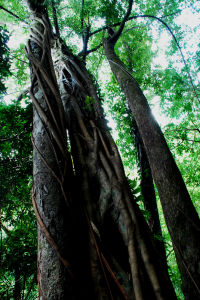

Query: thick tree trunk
[26,2,178,300]
[103,38,200,300]
[26,2,87,299]
[52,38,177,300]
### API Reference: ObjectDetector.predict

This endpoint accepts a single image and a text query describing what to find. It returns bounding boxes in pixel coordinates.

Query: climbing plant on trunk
[2,0,199,299]
[26,0,178,299]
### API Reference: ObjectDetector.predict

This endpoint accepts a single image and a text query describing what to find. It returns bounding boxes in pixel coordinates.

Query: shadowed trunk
[26,2,91,299]
[132,119,168,271]
[103,37,200,300]
[14,265,20,300]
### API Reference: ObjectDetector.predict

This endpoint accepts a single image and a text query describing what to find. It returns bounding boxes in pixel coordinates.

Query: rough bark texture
[103,38,200,300]
[30,35,77,300]
[26,1,182,299]
[52,38,177,300]
[26,2,85,299]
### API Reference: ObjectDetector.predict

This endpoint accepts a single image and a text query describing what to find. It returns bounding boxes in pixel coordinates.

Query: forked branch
[110,0,133,44]
[51,0,60,37]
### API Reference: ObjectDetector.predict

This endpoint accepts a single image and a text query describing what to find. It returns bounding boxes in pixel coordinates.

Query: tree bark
[52,38,177,300]
[25,1,178,299]
[26,2,83,299]
[132,119,168,271]
[103,38,200,300]
[124,43,167,265]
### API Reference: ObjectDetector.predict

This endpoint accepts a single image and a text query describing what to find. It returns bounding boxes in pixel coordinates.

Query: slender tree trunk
[118,42,167,268]
[14,265,21,300]
[132,119,168,270]
[103,38,200,300]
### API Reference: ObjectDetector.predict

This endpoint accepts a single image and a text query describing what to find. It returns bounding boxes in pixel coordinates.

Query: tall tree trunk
[26,1,177,299]
[124,44,167,268]
[52,37,177,300]
[114,40,167,268]
[132,119,168,271]
[26,2,88,299]
[103,38,200,300]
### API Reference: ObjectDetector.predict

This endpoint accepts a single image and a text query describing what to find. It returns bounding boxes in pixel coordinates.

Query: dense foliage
[0,101,37,299]
[0,25,11,96]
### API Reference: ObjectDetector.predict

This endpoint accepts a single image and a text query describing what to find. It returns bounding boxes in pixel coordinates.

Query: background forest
[0,0,199,299]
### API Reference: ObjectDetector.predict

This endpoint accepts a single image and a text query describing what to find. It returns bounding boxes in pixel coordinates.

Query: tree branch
[0,5,28,24]
[168,136,200,143]
[78,42,102,57]
[110,0,133,44]
[135,14,200,105]
[90,11,200,104]
[51,0,60,37]
[90,22,120,37]
[58,5,71,12]
[82,27,90,61]
[81,0,84,32]
[90,10,181,37]
[80,0,91,61]
[165,128,200,134]
[9,54,29,65]
[79,0,134,58]
[0,132,23,142]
